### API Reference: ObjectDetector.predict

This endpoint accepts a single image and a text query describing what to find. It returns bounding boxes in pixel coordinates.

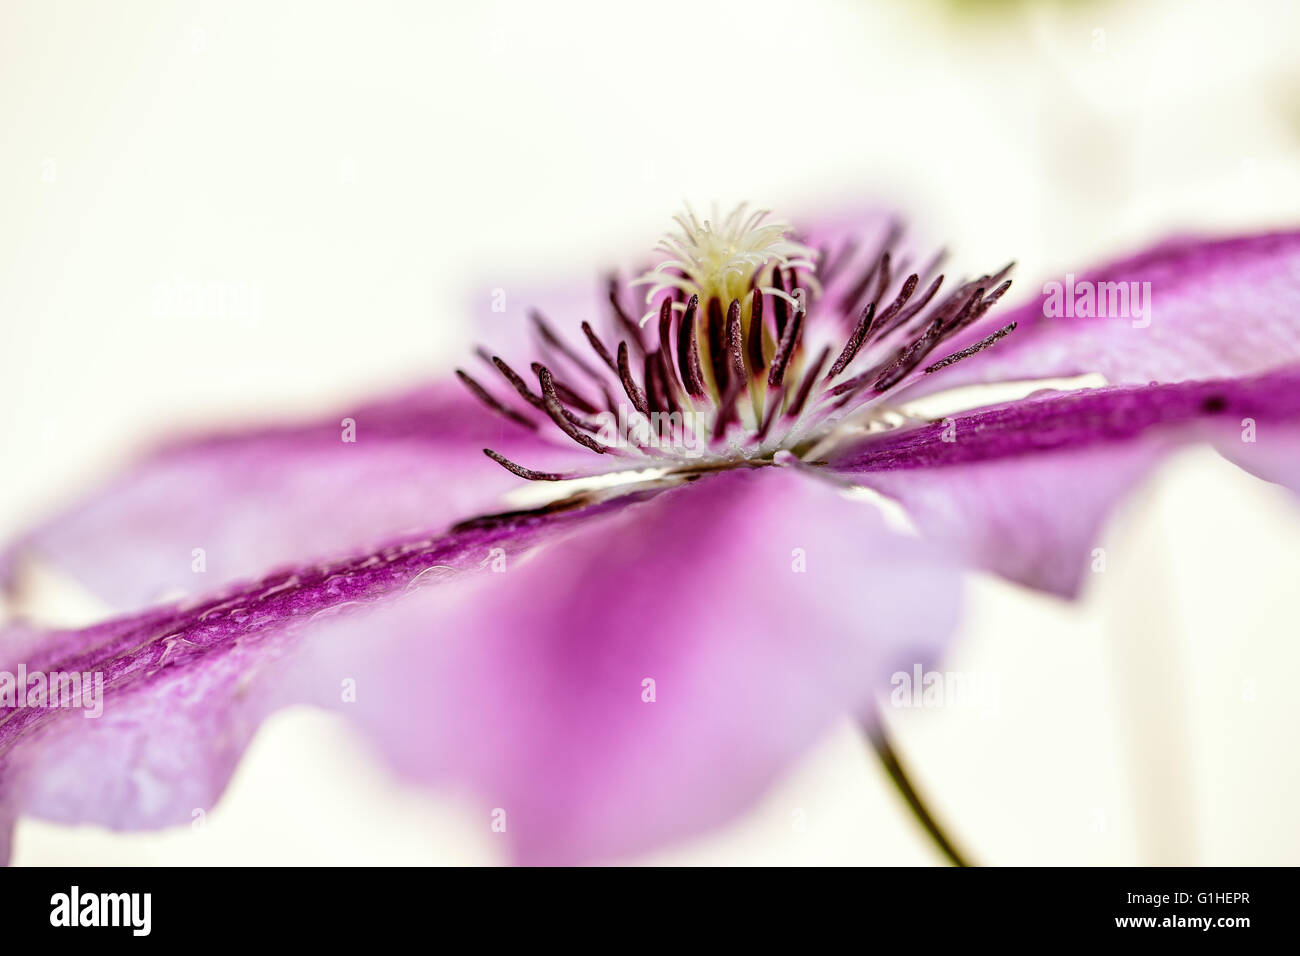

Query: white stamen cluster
[630,203,818,324]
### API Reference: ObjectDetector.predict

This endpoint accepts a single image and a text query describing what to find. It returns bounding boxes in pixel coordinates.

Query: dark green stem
[865,720,974,867]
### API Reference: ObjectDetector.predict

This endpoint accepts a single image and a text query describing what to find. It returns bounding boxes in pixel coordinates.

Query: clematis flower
[3,204,1300,866]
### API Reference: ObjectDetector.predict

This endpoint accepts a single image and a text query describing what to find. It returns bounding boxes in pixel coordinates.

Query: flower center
[458,204,1020,483]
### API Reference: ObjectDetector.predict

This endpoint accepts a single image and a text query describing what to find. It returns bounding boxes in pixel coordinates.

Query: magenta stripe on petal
[836,366,1300,472]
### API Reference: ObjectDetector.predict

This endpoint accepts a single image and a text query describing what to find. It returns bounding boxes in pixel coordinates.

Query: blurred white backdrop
[2,0,1299,864]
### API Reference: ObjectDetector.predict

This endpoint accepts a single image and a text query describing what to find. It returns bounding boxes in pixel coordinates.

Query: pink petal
[918,231,1300,393]
[828,365,1300,597]
[3,381,598,609]
[0,488,642,862]
[316,467,959,865]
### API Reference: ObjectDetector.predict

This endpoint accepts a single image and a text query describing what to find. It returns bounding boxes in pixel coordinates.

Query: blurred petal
[0,486,643,863]
[918,231,1300,392]
[1216,423,1300,495]
[467,267,647,382]
[320,467,960,865]
[828,365,1300,597]
[2,381,600,609]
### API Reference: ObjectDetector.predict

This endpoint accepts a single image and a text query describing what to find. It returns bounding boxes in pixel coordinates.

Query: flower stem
[865,719,974,867]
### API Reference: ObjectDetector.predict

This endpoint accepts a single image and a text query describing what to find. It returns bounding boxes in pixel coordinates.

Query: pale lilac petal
[0,489,638,863]
[1216,423,1300,495]
[918,231,1300,393]
[828,366,1300,597]
[317,467,960,865]
[2,381,600,609]
[843,441,1166,597]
